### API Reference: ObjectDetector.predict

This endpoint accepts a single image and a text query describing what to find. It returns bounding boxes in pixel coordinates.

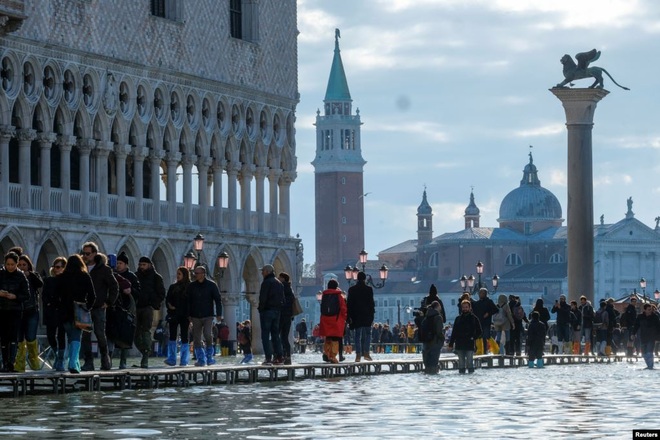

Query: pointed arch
[272,248,293,276]
[73,109,92,139]
[129,117,146,147]
[115,235,142,268]
[225,137,239,163]
[92,112,110,141]
[53,104,73,135]
[149,237,177,284]
[194,129,209,158]
[238,138,253,165]
[10,96,31,129]
[79,232,108,254]
[31,99,52,132]
[110,116,128,144]
[0,93,10,126]
[178,124,193,155]
[0,225,26,254]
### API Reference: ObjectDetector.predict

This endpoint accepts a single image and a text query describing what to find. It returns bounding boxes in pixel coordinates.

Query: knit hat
[117,251,129,265]
[139,256,152,265]
[429,284,438,296]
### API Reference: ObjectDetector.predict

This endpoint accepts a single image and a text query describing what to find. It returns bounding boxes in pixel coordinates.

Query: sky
[291,0,660,267]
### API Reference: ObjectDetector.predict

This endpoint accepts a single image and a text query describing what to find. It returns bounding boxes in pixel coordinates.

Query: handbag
[73,301,93,332]
[292,296,304,316]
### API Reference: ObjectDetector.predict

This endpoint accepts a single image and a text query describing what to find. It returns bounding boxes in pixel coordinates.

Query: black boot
[140,351,149,368]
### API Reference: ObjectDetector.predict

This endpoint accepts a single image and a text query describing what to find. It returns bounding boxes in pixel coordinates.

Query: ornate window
[549,253,563,263]
[505,253,522,266]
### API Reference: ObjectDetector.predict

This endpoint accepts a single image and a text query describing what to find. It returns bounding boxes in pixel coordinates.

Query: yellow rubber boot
[27,340,42,370]
[14,341,26,373]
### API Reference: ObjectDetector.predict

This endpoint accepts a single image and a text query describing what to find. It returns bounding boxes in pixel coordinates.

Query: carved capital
[239,164,255,180]
[131,146,149,160]
[254,166,269,180]
[181,154,197,168]
[57,135,76,151]
[226,161,241,174]
[0,125,16,142]
[148,149,165,163]
[279,171,296,185]
[37,132,57,146]
[94,140,114,157]
[77,138,96,154]
[16,128,36,143]
[114,144,132,159]
[166,151,182,167]
[268,169,282,182]
[212,158,227,171]
[197,156,213,169]
[221,292,242,308]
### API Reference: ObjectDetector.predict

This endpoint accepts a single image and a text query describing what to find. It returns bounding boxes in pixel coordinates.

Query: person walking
[421,301,445,374]
[55,255,96,374]
[318,279,347,364]
[0,251,30,372]
[257,264,284,365]
[15,254,44,372]
[278,272,295,365]
[187,265,222,367]
[42,257,67,371]
[551,295,571,354]
[164,266,191,367]
[112,252,140,370]
[295,318,308,353]
[448,299,482,374]
[238,320,253,363]
[471,288,498,355]
[491,294,514,355]
[527,311,546,368]
[81,242,119,371]
[135,256,166,368]
[631,303,660,370]
[578,295,595,355]
[347,271,375,362]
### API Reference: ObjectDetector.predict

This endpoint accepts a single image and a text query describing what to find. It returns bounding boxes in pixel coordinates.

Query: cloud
[364,120,449,143]
[513,124,564,137]
[549,169,567,186]
[606,136,660,149]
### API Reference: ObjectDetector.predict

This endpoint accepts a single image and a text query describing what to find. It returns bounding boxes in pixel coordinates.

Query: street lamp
[217,251,229,278]
[460,275,468,293]
[183,250,197,270]
[344,249,388,289]
[492,274,500,292]
[476,261,484,290]
[640,277,647,302]
[193,233,205,254]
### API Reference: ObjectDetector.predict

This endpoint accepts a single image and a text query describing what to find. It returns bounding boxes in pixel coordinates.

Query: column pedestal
[551,88,609,304]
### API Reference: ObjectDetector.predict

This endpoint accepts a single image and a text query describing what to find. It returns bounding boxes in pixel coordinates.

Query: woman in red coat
[319,279,347,363]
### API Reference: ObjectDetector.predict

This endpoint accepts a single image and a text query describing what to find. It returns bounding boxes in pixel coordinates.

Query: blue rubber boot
[206,347,216,365]
[68,341,81,374]
[241,354,253,364]
[528,360,535,368]
[55,349,66,372]
[536,358,544,368]
[180,343,190,366]
[164,341,177,366]
[194,347,206,367]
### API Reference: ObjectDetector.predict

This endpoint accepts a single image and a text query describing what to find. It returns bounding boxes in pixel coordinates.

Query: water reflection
[0,359,655,439]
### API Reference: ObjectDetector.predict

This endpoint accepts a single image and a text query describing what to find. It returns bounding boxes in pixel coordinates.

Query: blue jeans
[63,321,83,344]
[455,349,475,372]
[17,308,39,342]
[354,326,372,355]
[260,309,283,360]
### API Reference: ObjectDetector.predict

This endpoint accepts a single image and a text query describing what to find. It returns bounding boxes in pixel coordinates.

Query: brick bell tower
[312,29,365,279]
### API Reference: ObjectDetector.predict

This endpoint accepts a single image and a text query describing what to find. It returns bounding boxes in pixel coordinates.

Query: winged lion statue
[554,49,629,91]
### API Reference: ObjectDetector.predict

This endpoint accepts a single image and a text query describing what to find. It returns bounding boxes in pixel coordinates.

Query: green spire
[324,28,352,102]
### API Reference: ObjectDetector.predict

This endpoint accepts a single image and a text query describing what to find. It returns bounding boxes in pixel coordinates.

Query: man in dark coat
[448,299,482,374]
[187,265,222,366]
[347,271,375,362]
[421,284,446,324]
[135,256,166,368]
[258,264,284,365]
[631,304,660,370]
[551,294,572,354]
[421,301,445,374]
[527,311,546,368]
[471,288,498,354]
[81,242,119,371]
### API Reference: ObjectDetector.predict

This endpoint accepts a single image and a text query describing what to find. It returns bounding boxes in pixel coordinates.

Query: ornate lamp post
[492,274,500,292]
[183,250,197,270]
[460,275,468,293]
[640,277,647,302]
[462,262,498,295]
[344,249,388,289]
[476,261,484,290]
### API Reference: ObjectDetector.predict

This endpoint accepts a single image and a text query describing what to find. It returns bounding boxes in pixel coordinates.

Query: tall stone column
[212,159,226,229]
[132,146,148,221]
[77,139,95,217]
[95,141,113,217]
[149,150,165,224]
[114,144,131,219]
[551,88,608,304]
[0,126,16,208]
[182,154,196,225]
[17,129,36,210]
[254,166,268,233]
[246,293,262,355]
[227,163,240,230]
[268,169,281,234]
[279,171,295,236]
[57,135,76,214]
[239,164,254,231]
[221,291,240,353]
[165,152,181,225]
[197,157,212,228]
[37,132,57,212]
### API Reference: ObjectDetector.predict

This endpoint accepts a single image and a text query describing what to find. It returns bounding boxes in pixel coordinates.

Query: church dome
[464,190,480,216]
[417,189,432,215]
[498,153,563,224]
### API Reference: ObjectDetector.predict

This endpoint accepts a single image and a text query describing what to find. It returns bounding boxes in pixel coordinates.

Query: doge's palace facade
[0,0,301,350]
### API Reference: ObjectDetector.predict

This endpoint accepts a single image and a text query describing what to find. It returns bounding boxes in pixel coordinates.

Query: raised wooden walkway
[0,353,634,398]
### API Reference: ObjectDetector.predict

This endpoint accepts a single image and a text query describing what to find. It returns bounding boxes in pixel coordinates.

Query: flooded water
[0,354,656,439]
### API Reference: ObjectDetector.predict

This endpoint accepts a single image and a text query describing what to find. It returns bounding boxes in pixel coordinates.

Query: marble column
[551,88,608,304]
[57,135,76,215]
[227,162,240,230]
[268,169,281,234]
[165,152,181,225]
[239,164,254,231]
[182,154,196,225]
[149,150,165,224]
[221,291,240,353]
[114,144,131,219]
[17,129,36,210]
[246,293,262,355]
[279,171,295,236]
[95,141,113,217]
[37,132,57,212]
[254,166,268,233]
[0,125,16,208]
[212,159,226,229]
[197,156,212,228]
[77,139,95,217]
[132,146,149,221]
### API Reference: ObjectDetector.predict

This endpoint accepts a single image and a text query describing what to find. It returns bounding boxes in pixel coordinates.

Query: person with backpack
[579,295,594,355]
[471,288,499,355]
[318,279,347,364]
[420,301,444,374]
[492,294,514,355]
[509,295,527,356]
[258,264,284,365]
[347,272,375,362]
[448,299,482,374]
